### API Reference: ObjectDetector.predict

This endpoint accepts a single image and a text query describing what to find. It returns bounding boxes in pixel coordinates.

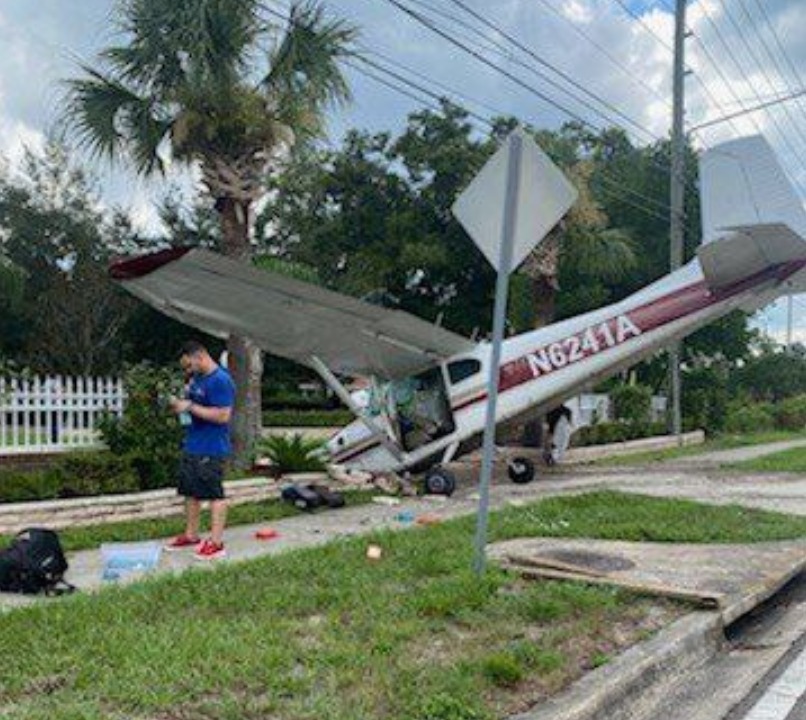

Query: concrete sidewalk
[4,436,806,611]
[0,471,610,611]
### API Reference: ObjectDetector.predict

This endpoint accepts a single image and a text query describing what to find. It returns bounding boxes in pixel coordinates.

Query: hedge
[0,452,141,504]
[262,409,353,428]
[573,421,667,447]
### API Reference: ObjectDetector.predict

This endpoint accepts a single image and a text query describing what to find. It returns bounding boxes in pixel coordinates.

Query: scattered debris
[372,496,401,507]
[416,513,442,526]
[255,528,280,541]
[328,465,374,488]
[366,544,383,561]
[395,511,415,524]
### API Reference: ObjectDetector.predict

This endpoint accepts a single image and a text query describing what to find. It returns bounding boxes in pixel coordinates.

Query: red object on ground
[194,539,227,560]
[164,534,201,551]
[255,528,280,541]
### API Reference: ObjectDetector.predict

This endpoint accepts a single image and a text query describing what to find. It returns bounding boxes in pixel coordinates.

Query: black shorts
[177,454,226,500]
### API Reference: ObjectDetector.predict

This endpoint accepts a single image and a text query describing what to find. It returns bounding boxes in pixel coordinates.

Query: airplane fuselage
[328,255,806,472]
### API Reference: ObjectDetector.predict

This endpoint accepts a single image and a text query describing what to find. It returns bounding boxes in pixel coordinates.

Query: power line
[745,0,806,132]
[266,0,680,220]
[687,3,806,194]
[442,0,663,143]
[609,0,741,139]
[348,58,673,225]
[532,0,672,110]
[373,0,702,194]
[690,88,806,132]
[713,0,806,154]
[695,0,806,187]
[348,49,674,218]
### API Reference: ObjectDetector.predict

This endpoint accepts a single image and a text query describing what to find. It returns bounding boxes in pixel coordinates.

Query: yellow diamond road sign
[452,128,578,274]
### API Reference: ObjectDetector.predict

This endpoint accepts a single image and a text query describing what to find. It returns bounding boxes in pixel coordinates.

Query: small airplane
[110,135,806,495]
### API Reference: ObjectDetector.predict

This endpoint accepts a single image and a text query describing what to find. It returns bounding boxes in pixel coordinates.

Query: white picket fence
[0,376,125,455]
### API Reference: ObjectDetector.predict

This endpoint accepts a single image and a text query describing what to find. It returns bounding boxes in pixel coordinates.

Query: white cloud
[0,0,804,238]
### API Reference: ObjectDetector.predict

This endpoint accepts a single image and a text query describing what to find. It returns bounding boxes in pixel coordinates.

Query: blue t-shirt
[185,367,236,457]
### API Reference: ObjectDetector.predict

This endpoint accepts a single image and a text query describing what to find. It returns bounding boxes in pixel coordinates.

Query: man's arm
[169,398,232,425]
[189,402,232,425]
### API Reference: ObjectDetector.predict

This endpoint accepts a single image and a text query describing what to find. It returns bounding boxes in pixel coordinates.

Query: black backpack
[0,528,75,595]
[281,484,346,511]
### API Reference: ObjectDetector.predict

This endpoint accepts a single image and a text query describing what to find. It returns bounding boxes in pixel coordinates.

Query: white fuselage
[327,256,803,472]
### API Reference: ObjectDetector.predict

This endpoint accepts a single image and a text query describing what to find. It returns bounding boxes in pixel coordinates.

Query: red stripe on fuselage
[465,259,806,405]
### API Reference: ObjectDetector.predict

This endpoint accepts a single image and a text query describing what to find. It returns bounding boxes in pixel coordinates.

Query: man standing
[166,341,236,560]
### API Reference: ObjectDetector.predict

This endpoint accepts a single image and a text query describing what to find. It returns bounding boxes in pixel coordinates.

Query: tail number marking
[525,315,641,379]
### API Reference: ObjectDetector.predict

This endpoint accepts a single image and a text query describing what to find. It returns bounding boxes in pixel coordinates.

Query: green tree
[0,143,146,374]
[64,0,356,464]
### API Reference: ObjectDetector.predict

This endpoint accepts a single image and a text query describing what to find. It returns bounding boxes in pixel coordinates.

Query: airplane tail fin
[697,136,806,293]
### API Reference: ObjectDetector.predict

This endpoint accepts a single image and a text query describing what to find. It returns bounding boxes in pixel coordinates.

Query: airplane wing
[110,248,474,379]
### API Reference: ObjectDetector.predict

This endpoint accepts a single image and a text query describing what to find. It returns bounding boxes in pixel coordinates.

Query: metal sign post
[471,131,523,576]
[452,126,578,576]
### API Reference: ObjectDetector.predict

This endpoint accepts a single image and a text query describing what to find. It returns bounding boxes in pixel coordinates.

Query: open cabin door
[389,366,456,452]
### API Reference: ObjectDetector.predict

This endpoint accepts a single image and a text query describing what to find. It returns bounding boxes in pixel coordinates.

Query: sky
[0,0,805,342]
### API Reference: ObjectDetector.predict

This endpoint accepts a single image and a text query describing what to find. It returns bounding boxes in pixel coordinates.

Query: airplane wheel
[424,467,457,496]
[508,457,535,484]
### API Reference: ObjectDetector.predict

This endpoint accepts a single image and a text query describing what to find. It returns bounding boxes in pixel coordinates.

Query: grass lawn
[726,445,806,473]
[0,490,377,553]
[592,430,806,467]
[2,491,806,720]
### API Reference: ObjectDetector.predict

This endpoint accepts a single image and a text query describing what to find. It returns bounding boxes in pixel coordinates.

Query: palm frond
[264,1,357,137]
[112,0,261,92]
[65,66,171,175]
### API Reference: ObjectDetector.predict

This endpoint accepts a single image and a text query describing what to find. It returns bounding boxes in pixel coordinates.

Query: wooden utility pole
[669,0,687,441]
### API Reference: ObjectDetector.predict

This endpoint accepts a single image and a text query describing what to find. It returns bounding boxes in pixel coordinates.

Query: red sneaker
[165,534,201,551]
[194,539,226,561]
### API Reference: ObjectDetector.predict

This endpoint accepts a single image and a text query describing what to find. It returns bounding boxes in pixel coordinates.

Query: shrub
[46,452,139,498]
[481,652,524,687]
[0,469,61,503]
[772,394,806,431]
[682,366,729,434]
[97,363,184,490]
[260,434,326,473]
[611,383,652,426]
[415,694,486,720]
[724,402,775,433]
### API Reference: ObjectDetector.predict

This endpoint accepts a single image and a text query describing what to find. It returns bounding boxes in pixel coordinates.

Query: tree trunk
[517,234,561,448]
[218,197,263,468]
[519,274,558,447]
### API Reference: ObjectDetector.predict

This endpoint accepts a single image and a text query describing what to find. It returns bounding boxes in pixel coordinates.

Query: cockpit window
[448,359,482,384]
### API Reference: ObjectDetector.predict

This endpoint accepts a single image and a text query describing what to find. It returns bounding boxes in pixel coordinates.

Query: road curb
[508,611,723,720]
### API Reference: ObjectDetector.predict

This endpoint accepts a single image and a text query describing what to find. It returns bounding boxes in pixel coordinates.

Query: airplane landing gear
[424,466,457,496]
[507,456,536,484]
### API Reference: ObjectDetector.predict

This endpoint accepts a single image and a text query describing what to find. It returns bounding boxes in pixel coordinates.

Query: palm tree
[516,161,635,446]
[64,0,357,464]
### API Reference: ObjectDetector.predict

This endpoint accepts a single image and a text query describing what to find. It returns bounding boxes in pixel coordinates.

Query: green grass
[726,445,806,473]
[2,491,806,720]
[592,430,806,467]
[0,490,377,553]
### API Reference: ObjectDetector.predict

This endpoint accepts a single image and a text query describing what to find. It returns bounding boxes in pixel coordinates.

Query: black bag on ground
[0,528,74,595]
[281,484,323,511]
[309,484,346,509]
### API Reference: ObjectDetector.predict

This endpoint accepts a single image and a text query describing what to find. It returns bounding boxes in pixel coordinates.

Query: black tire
[424,467,457,496]
[508,456,536,484]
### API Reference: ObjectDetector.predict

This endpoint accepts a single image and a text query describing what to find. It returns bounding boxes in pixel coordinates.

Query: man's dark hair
[179,340,207,358]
